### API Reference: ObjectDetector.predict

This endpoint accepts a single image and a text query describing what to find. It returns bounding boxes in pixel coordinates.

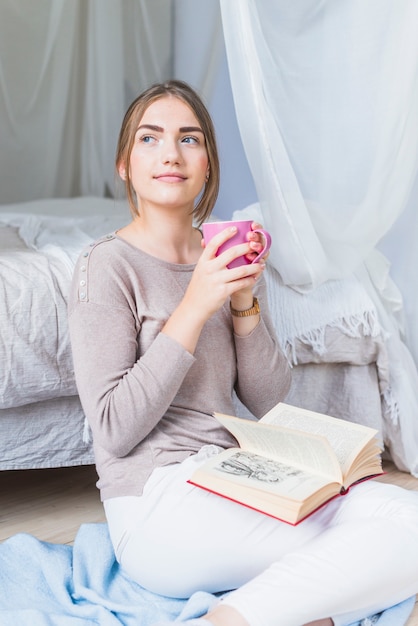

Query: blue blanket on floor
[0,523,414,625]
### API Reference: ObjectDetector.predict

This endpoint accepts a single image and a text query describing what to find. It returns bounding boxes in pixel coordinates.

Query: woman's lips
[155,173,186,183]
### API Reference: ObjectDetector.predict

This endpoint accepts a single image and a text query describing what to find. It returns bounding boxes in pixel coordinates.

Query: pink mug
[201,219,272,269]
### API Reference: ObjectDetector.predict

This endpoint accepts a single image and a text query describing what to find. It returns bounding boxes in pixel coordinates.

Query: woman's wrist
[230,292,260,337]
[230,297,260,317]
[229,291,254,312]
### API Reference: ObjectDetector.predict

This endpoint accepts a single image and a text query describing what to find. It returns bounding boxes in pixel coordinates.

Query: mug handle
[251,229,272,263]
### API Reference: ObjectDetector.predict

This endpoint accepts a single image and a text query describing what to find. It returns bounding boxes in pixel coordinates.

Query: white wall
[208,51,258,219]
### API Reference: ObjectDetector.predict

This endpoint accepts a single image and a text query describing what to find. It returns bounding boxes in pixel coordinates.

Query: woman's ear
[118,163,127,181]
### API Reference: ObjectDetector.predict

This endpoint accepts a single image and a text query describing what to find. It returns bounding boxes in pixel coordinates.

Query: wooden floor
[0,463,105,545]
[0,461,417,624]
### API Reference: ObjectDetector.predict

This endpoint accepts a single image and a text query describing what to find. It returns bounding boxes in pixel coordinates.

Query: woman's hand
[229,221,268,315]
[245,221,270,264]
[190,225,264,318]
[161,226,264,353]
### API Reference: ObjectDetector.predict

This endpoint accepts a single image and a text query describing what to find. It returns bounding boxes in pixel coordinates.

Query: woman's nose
[161,138,181,164]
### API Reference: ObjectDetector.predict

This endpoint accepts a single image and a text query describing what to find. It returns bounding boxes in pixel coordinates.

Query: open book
[188,402,383,525]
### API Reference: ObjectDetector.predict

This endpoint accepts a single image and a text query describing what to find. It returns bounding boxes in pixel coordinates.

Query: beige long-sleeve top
[68,234,291,501]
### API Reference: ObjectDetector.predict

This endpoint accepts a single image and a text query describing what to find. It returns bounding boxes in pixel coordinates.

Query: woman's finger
[202,226,237,257]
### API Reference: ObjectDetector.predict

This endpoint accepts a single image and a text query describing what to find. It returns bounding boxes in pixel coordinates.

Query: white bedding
[0,197,130,410]
[0,396,93,469]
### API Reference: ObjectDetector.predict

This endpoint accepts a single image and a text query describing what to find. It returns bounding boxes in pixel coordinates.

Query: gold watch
[230,297,260,317]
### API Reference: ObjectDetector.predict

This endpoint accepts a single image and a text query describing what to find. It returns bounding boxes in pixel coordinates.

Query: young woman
[68,80,418,626]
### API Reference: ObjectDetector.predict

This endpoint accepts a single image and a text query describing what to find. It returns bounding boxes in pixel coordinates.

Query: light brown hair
[115,80,220,226]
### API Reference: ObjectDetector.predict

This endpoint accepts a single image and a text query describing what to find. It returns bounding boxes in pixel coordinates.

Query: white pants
[104,446,418,626]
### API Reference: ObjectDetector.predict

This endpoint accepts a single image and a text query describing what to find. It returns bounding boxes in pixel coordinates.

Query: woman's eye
[140,135,156,144]
[181,136,199,145]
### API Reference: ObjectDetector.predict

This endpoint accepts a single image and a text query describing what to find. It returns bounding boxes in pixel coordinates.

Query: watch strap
[230,297,260,317]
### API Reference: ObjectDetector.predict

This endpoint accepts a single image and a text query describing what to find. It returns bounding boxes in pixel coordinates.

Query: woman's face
[125,95,209,214]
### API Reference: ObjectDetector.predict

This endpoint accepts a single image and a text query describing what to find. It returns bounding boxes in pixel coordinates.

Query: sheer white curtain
[220,0,418,476]
[220,0,418,290]
[0,0,172,204]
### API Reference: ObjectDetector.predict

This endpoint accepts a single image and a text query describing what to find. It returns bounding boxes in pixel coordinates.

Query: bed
[0,197,131,470]
[0,196,409,473]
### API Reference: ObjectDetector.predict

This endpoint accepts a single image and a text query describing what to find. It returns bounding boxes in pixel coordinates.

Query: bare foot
[205,605,250,626]
[205,605,333,626]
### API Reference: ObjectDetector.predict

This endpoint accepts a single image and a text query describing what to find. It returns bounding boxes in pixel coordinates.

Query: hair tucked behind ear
[115,80,220,225]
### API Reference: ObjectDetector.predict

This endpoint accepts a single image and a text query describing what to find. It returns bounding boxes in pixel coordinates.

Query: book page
[214,413,342,482]
[197,448,336,501]
[260,403,378,475]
